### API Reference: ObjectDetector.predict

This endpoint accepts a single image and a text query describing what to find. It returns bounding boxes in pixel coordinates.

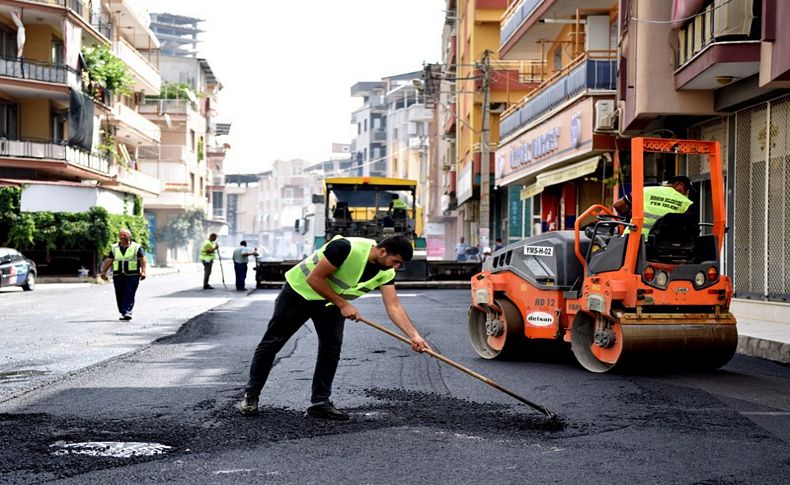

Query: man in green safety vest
[239,234,430,420]
[614,175,694,237]
[100,228,147,321]
[200,233,219,289]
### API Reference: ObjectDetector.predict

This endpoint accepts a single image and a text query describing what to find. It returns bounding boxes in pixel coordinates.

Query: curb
[737,335,790,365]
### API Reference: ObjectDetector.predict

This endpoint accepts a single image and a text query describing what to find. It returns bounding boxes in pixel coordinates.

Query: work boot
[239,394,259,416]
[306,401,350,421]
[203,285,214,290]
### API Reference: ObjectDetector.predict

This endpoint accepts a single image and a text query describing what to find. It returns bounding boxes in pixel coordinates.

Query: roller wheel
[468,298,524,359]
[571,312,623,373]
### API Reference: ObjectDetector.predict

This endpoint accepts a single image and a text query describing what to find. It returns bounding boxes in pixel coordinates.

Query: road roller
[468,137,737,372]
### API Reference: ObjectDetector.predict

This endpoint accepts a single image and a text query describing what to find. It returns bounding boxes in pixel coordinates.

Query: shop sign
[496,97,596,187]
[457,161,473,204]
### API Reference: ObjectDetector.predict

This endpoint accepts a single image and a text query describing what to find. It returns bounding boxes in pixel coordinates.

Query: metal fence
[732,94,790,301]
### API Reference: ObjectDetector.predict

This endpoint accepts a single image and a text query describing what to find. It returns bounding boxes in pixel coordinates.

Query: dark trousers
[234,262,247,290]
[202,261,213,287]
[113,274,140,316]
[245,283,345,405]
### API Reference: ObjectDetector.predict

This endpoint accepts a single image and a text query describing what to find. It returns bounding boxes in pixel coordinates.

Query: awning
[520,156,601,200]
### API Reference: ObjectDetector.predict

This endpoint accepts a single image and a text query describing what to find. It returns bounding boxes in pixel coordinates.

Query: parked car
[0,248,36,291]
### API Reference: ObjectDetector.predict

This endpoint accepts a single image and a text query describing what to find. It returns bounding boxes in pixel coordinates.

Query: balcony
[112,101,161,144]
[137,145,191,162]
[211,207,225,220]
[500,54,616,140]
[113,38,160,94]
[0,57,79,96]
[499,0,613,60]
[106,166,162,196]
[500,0,544,47]
[138,99,197,116]
[674,0,760,89]
[0,138,110,177]
[143,190,207,211]
[107,0,159,49]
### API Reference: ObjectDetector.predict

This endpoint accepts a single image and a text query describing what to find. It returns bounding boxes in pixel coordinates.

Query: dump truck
[468,137,737,372]
[255,177,480,287]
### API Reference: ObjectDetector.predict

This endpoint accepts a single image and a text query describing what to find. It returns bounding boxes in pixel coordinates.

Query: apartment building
[350,81,388,177]
[139,13,225,265]
[0,0,161,216]
[496,0,618,240]
[454,0,535,249]
[617,0,790,332]
[257,159,319,260]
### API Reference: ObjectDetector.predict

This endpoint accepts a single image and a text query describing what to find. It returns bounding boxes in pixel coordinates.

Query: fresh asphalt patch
[0,388,577,481]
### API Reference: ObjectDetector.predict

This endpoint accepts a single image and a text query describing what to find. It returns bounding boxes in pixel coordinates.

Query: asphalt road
[1,288,789,483]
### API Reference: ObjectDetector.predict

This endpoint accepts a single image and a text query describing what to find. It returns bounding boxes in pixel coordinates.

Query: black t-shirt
[323,239,394,285]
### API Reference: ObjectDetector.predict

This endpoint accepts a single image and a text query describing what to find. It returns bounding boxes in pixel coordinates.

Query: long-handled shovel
[357,316,556,419]
[216,246,227,289]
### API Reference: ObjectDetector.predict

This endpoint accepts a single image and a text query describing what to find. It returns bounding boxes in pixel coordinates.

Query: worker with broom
[239,234,430,420]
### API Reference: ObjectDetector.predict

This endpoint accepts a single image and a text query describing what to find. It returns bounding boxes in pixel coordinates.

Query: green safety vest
[200,240,217,262]
[391,199,408,210]
[639,186,693,236]
[112,242,141,275]
[285,235,395,301]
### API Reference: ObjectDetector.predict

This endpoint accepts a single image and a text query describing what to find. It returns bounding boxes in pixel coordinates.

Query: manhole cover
[0,370,48,382]
[50,441,172,457]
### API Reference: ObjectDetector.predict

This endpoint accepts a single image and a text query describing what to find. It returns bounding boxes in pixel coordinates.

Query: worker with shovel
[239,234,430,420]
[200,233,219,290]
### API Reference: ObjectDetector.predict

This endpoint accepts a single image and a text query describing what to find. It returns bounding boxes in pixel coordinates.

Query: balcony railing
[0,138,109,174]
[114,166,162,194]
[0,56,78,86]
[500,53,616,139]
[137,144,190,161]
[211,207,225,219]
[113,38,160,93]
[500,0,544,46]
[676,0,760,69]
[138,99,196,115]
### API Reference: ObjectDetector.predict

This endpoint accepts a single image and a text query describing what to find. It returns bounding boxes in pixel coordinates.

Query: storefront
[495,96,615,240]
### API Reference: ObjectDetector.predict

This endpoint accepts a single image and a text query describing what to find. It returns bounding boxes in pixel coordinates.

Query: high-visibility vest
[200,240,217,262]
[285,235,395,301]
[112,242,141,275]
[640,186,693,236]
[391,199,408,210]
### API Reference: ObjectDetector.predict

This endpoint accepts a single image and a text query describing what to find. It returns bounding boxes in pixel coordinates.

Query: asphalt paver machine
[468,137,737,372]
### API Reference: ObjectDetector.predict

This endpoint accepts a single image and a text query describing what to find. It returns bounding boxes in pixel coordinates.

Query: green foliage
[158,207,205,250]
[197,136,204,162]
[156,81,202,100]
[0,192,148,256]
[82,44,134,97]
[133,195,143,216]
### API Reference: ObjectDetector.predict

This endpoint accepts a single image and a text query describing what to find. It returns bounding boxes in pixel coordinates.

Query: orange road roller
[469,138,737,372]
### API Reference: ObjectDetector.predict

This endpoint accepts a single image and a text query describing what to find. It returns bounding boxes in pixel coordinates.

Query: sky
[142,0,445,174]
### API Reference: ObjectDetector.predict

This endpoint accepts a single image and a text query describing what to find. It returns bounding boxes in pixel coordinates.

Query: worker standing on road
[232,240,258,291]
[239,234,430,420]
[613,175,693,236]
[200,233,218,290]
[99,228,146,321]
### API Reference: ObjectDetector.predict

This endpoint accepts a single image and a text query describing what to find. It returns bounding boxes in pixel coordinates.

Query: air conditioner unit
[594,100,616,131]
[713,0,753,38]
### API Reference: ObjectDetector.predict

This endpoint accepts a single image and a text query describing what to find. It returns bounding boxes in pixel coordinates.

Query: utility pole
[479,49,491,249]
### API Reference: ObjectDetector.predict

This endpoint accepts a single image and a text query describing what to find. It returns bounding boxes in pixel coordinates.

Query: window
[291,166,303,176]
[283,187,294,199]
[51,38,64,65]
[190,130,196,152]
[358,122,361,135]
[0,103,18,139]
[51,110,66,142]
[363,148,368,161]
[364,119,368,132]
[0,26,14,58]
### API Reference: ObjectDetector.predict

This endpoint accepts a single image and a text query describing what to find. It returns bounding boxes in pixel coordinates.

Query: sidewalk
[732,300,790,365]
